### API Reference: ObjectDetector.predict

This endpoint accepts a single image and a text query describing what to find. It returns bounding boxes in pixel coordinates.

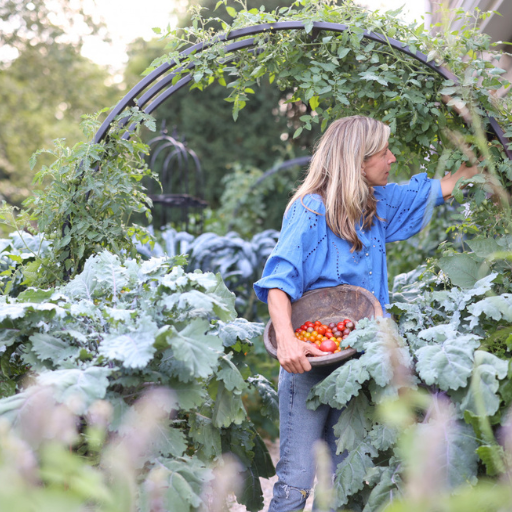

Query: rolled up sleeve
[374,173,444,243]
[254,195,327,304]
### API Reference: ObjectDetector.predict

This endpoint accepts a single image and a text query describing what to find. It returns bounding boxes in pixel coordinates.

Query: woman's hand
[440,160,483,200]
[268,288,325,373]
[276,331,326,373]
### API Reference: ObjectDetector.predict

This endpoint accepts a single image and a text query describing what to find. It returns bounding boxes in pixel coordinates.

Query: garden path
[228,439,314,512]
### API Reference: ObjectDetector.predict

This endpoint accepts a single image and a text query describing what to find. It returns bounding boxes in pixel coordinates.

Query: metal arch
[144,129,206,229]
[94,20,512,159]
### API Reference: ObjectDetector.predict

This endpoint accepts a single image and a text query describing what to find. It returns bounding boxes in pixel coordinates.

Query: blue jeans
[269,365,347,512]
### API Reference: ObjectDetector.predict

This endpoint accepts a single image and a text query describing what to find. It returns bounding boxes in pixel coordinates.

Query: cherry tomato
[325,330,333,338]
[319,340,337,353]
[305,321,313,327]
[337,322,345,331]
[317,326,326,335]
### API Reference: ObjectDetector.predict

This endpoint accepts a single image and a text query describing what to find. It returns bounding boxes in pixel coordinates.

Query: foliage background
[1,0,512,510]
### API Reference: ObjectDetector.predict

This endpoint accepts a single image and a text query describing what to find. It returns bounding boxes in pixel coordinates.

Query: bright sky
[80,0,179,71]
[81,0,429,71]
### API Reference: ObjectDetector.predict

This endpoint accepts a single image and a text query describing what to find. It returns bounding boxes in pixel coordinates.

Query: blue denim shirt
[253,173,444,309]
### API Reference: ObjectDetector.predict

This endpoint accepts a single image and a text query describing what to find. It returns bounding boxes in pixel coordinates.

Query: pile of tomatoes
[294,319,356,354]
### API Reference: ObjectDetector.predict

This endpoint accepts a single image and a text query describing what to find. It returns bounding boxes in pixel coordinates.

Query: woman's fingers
[304,343,326,358]
[278,340,333,373]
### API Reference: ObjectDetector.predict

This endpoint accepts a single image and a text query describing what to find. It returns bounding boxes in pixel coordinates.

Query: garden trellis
[145,125,207,231]
[93,19,512,160]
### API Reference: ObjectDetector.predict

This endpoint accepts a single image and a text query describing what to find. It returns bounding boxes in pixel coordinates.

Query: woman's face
[362,143,396,187]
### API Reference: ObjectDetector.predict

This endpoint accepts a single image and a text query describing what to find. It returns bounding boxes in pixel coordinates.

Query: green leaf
[0,388,33,424]
[215,318,264,347]
[416,421,478,488]
[307,358,369,410]
[334,442,377,507]
[0,329,20,347]
[364,467,401,512]
[252,431,276,479]
[225,5,237,17]
[368,423,398,451]
[216,355,247,392]
[189,412,222,459]
[309,95,320,110]
[168,378,207,410]
[210,273,237,321]
[416,334,480,391]
[146,456,212,511]
[37,367,112,414]
[29,333,79,363]
[468,294,512,328]
[348,318,412,388]
[466,236,501,259]
[248,375,278,421]
[333,393,372,453]
[438,253,482,288]
[17,288,54,303]
[476,445,506,476]
[212,380,246,428]
[236,467,264,512]
[458,350,508,416]
[359,70,388,86]
[162,290,230,320]
[304,20,314,34]
[158,319,224,381]
[99,315,158,369]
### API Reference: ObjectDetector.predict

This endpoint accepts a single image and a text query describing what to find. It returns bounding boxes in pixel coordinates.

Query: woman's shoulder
[287,193,326,216]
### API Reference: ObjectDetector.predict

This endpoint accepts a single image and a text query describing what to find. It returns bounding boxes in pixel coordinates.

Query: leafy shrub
[306,270,512,510]
[0,252,277,511]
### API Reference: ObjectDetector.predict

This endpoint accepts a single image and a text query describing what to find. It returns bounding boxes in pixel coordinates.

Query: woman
[253,115,479,511]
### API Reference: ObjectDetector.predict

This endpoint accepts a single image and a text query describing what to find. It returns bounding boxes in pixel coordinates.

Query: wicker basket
[263,284,383,367]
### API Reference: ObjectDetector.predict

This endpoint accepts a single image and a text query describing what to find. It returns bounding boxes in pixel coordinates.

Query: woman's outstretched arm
[268,288,324,374]
[440,161,481,199]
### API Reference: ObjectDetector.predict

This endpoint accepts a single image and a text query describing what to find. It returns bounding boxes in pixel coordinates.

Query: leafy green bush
[306,270,512,510]
[0,252,277,511]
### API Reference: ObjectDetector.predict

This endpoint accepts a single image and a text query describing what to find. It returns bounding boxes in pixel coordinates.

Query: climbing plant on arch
[8,0,512,284]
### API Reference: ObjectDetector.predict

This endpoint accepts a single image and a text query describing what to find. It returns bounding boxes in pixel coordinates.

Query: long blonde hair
[287,115,390,252]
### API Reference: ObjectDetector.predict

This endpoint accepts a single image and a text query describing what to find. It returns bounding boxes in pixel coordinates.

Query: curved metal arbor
[145,126,206,231]
[93,21,512,160]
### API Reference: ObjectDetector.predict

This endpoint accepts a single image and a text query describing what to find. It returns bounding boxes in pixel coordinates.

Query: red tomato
[317,326,327,335]
[305,321,313,327]
[337,322,345,331]
[325,330,333,338]
[314,320,322,326]
[319,340,337,353]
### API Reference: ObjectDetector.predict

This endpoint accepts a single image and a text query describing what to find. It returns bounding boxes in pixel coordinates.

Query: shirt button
[372,291,375,294]
[365,253,369,256]
[369,271,372,275]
